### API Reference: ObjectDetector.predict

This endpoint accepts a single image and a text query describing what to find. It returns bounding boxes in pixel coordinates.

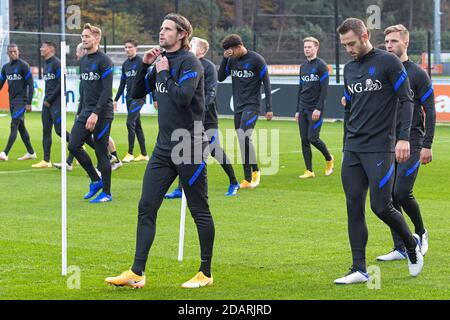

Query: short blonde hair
[192,37,209,55]
[384,24,409,41]
[303,36,319,47]
[84,23,102,39]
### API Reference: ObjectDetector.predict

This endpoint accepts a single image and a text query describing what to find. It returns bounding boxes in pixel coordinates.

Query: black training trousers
[41,101,71,162]
[341,150,417,272]
[68,118,112,195]
[4,105,34,155]
[126,98,147,156]
[298,110,331,171]
[391,148,425,250]
[234,109,259,182]
[133,151,215,273]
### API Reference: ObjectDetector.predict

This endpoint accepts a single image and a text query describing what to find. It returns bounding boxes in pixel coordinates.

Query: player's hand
[143,48,162,65]
[85,113,98,132]
[44,101,51,108]
[265,111,273,121]
[312,109,321,121]
[294,112,299,122]
[420,147,432,165]
[26,104,32,112]
[113,101,118,112]
[153,101,158,110]
[224,49,233,58]
[156,56,169,73]
[341,96,346,107]
[395,140,410,164]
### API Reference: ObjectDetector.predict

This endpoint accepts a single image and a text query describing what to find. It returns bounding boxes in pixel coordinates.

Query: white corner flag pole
[61,41,67,276]
[177,190,187,261]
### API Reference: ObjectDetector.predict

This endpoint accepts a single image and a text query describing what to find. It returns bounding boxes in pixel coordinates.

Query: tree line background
[8,0,450,68]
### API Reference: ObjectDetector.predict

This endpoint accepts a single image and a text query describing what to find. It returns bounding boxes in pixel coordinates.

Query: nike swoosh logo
[377,160,384,167]
[183,69,192,74]
[229,88,281,112]
[262,88,281,100]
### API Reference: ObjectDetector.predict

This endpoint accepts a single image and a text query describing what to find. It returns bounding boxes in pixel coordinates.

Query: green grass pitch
[0,111,449,300]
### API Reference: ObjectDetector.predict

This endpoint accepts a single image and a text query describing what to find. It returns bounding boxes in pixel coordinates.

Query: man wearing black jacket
[335,18,423,284]
[68,24,114,203]
[113,39,148,163]
[295,37,334,179]
[165,36,239,199]
[218,34,273,189]
[32,41,71,168]
[105,14,215,289]
[0,44,36,162]
[376,24,436,261]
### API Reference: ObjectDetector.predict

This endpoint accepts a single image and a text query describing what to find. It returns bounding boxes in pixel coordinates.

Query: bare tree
[235,0,244,27]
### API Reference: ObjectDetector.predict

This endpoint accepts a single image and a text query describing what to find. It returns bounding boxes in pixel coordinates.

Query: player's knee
[43,127,52,136]
[309,136,320,145]
[138,198,158,221]
[189,207,212,223]
[68,140,81,154]
[393,188,413,205]
[10,119,20,130]
[54,126,62,137]
[371,202,391,218]
[346,197,364,214]
[126,119,136,129]
[301,139,311,148]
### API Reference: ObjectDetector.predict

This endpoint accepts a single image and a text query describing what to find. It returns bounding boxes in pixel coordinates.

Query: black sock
[352,265,367,274]
[131,268,143,276]
[199,259,212,277]
[111,151,118,160]
[131,260,145,276]
[252,164,259,172]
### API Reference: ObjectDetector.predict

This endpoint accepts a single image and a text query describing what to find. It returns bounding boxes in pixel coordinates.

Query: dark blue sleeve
[47,60,61,104]
[0,65,6,90]
[259,57,272,113]
[158,56,203,108]
[132,63,155,99]
[416,69,435,148]
[114,65,126,101]
[22,62,34,105]
[388,57,413,141]
[204,62,217,106]
[94,57,113,114]
[316,61,329,111]
[218,57,230,82]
